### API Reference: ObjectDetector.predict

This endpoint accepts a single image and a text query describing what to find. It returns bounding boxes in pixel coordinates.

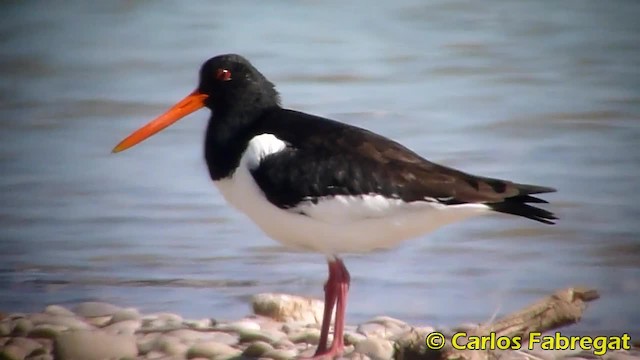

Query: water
[1,1,639,337]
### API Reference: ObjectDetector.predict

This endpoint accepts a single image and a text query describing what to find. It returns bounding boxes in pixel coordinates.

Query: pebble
[24,355,54,360]
[0,301,637,360]
[241,340,274,357]
[366,316,408,328]
[54,329,137,360]
[109,307,142,324]
[0,345,28,360]
[288,328,321,344]
[344,331,367,345]
[73,302,122,318]
[349,353,373,360]
[27,324,68,339]
[154,335,189,356]
[281,321,311,334]
[354,338,395,360]
[356,323,388,338]
[143,350,166,359]
[297,346,318,358]
[215,319,261,333]
[263,348,299,360]
[186,341,242,359]
[84,315,112,327]
[238,328,285,344]
[102,319,142,335]
[156,312,184,324]
[137,333,162,355]
[11,318,33,336]
[274,338,296,350]
[252,293,324,324]
[0,337,43,360]
[6,313,27,320]
[32,338,54,354]
[43,305,75,318]
[183,318,213,330]
[1,320,12,336]
[412,326,435,335]
[143,313,184,329]
[166,328,210,343]
[12,337,44,351]
[251,315,285,332]
[29,313,92,330]
[359,317,410,340]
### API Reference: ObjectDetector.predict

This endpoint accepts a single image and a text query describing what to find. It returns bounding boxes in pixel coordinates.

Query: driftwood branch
[394,287,600,360]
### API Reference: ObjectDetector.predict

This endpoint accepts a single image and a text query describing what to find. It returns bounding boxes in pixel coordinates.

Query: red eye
[215,68,232,81]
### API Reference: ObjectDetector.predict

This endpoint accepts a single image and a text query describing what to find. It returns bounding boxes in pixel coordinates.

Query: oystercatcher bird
[113,54,556,358]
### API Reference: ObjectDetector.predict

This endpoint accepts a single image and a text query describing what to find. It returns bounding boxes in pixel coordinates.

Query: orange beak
[112,90,209,153]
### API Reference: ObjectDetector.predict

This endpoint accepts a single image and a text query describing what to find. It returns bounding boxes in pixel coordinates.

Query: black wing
[250,108,557,224]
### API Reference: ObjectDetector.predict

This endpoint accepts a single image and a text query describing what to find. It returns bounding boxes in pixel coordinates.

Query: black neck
[204,105,276,181]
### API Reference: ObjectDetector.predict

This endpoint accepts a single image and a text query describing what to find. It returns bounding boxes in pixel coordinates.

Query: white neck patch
[241,134,289,170]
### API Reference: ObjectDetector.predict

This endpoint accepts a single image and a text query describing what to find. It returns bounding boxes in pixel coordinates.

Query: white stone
[11,318,33,336]
[44,305,75,317]
[29,313,92,330]
[73,302,121,318]
[252,293,325,324]
[186,341,241,359]
[354,338,395,360]
[102,319,141,335]
[263,348,299,360]
[108,308,141,324]
[155,335,189,356]
[54,330,137,360]
[0,337,43,360]
[215,319,261,332]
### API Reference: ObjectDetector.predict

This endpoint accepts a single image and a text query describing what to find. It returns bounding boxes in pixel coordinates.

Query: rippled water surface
[1,1,639,336]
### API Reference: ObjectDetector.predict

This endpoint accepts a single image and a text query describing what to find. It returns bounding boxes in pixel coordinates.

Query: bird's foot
[300,345,344,360]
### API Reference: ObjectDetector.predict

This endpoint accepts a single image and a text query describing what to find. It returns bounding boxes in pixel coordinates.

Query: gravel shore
[1,293,637,360]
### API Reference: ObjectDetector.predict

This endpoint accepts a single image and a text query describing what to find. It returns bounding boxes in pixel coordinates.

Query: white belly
[213,134,489,255]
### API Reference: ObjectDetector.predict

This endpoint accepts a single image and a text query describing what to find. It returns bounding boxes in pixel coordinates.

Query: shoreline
[1,291,638,360]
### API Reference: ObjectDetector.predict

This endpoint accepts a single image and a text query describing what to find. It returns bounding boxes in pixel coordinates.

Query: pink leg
[315,262,338,354]
[311,258,351,359]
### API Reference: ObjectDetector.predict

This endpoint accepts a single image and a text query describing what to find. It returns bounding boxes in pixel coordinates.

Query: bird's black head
[198,54,280,115]
[112,54,280,153]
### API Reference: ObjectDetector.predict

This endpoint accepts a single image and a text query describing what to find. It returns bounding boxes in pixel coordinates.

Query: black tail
[488,185,558,224]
